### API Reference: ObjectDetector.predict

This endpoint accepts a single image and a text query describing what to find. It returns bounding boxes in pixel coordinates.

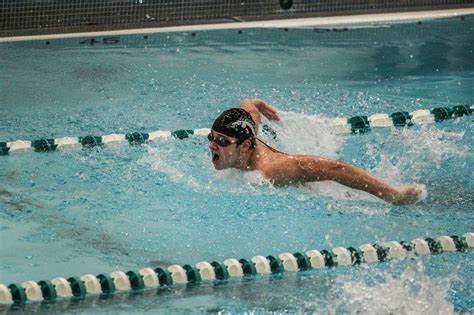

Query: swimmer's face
[208,131,242,170]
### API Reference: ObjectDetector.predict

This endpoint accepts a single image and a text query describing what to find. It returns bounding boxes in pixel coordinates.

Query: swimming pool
[0,13,473,313]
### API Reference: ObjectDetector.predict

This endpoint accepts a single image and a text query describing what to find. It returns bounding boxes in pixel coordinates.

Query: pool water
[0,15,473,313]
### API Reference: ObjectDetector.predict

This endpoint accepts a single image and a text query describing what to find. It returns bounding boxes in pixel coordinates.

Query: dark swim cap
[212,108,256,140]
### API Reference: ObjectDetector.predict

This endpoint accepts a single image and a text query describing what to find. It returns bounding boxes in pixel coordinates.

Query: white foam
[304,181,391,215]
[138,147,201,190]
[415,184,428,204]
[372,126,470,181]
[337,262,456,314]
[212,169,274,194]
[305,181,380,203]
[260,111,346,159]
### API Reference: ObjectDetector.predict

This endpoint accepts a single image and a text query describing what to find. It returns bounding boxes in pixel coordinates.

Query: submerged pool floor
[0,15,473,313]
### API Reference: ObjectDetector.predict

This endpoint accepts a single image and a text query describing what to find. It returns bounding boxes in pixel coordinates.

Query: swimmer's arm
[268,156,421,205]
[240,99,280,134]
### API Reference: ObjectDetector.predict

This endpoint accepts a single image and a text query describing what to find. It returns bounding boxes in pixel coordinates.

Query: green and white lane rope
[0,232,472,305]
[0,104,472,156]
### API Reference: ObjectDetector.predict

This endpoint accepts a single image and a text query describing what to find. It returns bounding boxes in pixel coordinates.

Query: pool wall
[1,0,474,37]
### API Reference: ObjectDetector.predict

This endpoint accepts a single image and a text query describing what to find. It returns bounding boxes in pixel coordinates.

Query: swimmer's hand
[390,184,425,205]
[241,99,280,122]
[254,99,280,121]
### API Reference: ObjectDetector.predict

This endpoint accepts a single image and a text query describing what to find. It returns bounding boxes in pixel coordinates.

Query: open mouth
[212,152,220,162]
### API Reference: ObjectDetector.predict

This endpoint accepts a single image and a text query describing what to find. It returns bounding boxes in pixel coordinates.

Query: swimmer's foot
[390,185,425,205]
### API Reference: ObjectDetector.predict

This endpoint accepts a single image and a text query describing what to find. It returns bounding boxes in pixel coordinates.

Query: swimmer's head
[209,108,257,170]
[211,108,256,147]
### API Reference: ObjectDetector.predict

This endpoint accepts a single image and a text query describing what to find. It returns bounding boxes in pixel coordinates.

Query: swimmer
[209,99,423,205]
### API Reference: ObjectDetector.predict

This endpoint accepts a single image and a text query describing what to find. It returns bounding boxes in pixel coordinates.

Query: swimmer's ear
[241,139,252,152]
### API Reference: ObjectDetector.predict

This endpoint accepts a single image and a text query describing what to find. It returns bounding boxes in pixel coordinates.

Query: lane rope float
[0,232,472,305]
[0,104,472,155]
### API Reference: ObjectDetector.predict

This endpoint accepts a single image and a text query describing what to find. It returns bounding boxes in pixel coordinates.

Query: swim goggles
[207,133,241,147]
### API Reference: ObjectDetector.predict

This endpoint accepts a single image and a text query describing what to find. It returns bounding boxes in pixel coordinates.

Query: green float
[32,139,57,152]
[67,277,86,298]
[37,280,57,301]
[171,130,194,139]
[390,111,412,126]
[0,142,8,155]
[425,238,443,254]
[154,268,173,286]
[126,132,149,145]
[320,250,337,267]
[452,105,471,117]
[126,271,144,290]
[451,235,468,252]
[431,107,454,121]
[96,274,115,294]
[7,284,26,304]
[293,252,311,271]
[79,136,103,147]
[348,116,370,133]
[266,256,284,274]
[211,261,229,281]
[347,247,363,264]
[238,258,257,276]
[373,244,389,262]
[182,265,201,284]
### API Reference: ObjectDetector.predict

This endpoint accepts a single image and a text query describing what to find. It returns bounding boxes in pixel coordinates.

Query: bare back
[238,98,422,204]
[252,139,318,186]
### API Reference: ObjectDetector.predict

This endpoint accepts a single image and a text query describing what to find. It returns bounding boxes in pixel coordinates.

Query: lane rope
[0,232,472,305]
[0,104,472,155]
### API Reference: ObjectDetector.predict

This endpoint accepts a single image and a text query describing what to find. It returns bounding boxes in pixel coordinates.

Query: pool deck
[1,7,474,43]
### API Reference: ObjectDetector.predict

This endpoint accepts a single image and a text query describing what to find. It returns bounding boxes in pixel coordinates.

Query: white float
[223,259,244,277]
[21,281,43,302]
[333,247,352,265]
[368,113,394,127]
[305,250,325,268]
[410,109,435,124]
[330,118,352,134]
[139,268,160,288]
[193,128,211,136]
[54,136,80,149]
[102,134,126,145]
[167,265,188,284]
[51,277,73,297]
[278,253,299,272]
[411,239,430,255]
[110,271,131,290]
[80,274,102,294]
[7,140,32,153]
[385,241,406,259]
[251,256,271,274]
[139,268,159,287]
[436,236,456,252]
[464,233,474,248]
[196,261,216,280]
[0,284,13,304]
[359,244,379,263]
[148,130,172,140]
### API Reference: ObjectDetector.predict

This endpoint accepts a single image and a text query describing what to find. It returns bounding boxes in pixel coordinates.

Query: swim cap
[212,108,256,140]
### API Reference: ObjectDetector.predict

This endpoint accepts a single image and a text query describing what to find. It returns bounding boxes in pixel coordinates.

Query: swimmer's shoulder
[255,152,306,186]
[256,138,287,155]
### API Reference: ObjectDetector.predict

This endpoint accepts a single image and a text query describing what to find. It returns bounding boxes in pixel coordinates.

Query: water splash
[415,184,428,204]
[211,168,275,195]
[261,111,345,159]
[338,261,456,314]
[372,125,470,182]
[303,181,392,215]
[138,146,201,190]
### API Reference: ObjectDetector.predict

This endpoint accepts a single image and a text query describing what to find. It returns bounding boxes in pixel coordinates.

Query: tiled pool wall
[1,0,474,37]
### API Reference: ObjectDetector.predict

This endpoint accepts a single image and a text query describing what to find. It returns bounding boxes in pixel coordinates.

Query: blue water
[0,15,473,313]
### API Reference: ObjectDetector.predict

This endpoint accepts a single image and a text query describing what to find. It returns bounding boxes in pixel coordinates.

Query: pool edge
[1,7,474,43]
